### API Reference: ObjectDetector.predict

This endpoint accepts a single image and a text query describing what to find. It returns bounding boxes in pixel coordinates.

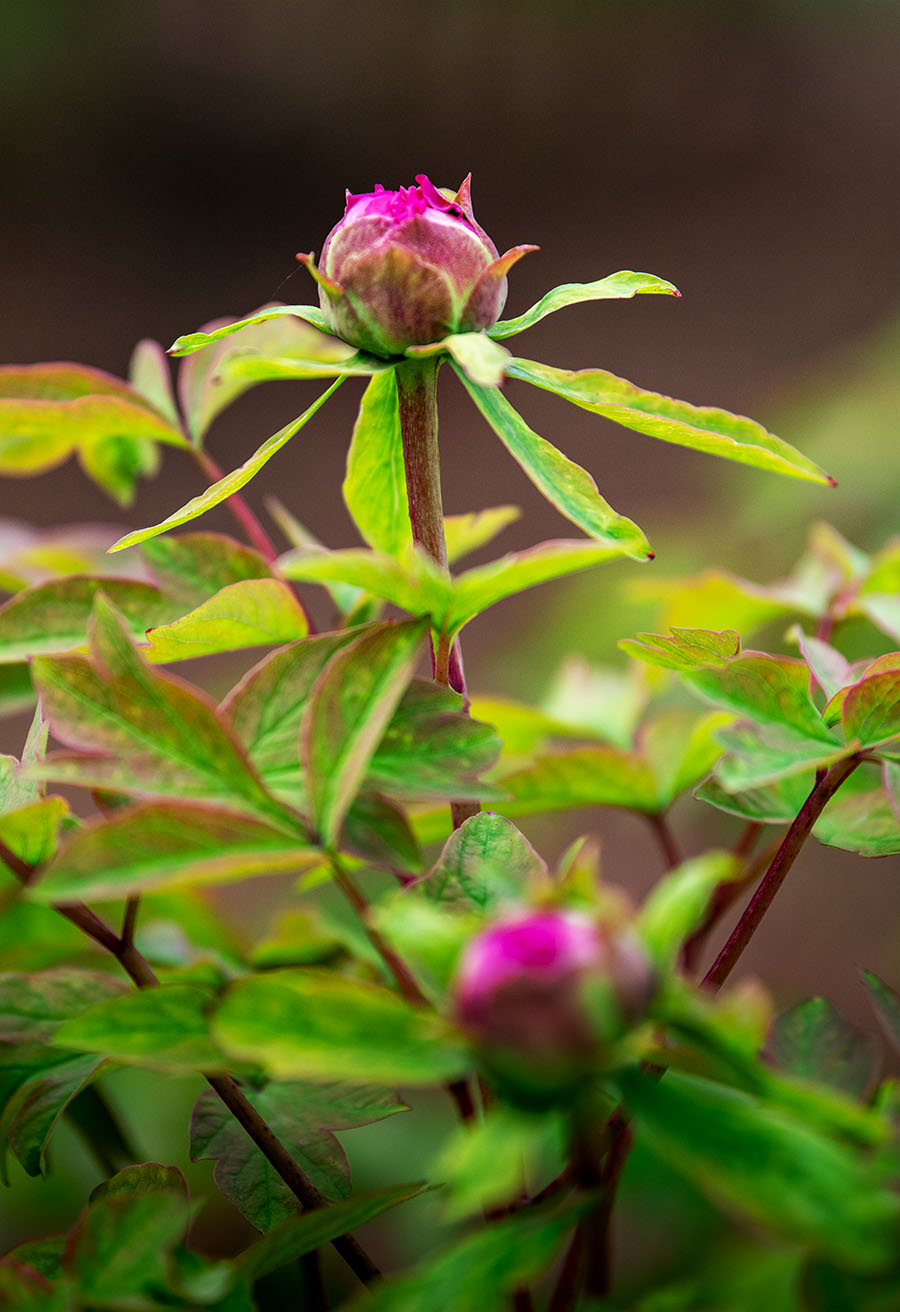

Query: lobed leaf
[27,800,320,903]
[69,1176,192,1304]
[454,366,652,558]
[508,358,834,485]
[620,626,740,671]
[108,378,344,553]
[214,968,469,1084]
[489,270,680,338]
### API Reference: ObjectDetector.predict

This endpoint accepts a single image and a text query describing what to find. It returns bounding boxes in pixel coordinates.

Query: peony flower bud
[299,175,536,357]
[454,908,654,1106]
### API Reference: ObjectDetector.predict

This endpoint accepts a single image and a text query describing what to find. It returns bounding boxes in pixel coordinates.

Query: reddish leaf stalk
[191,447,280,564]
[702,755,862,991]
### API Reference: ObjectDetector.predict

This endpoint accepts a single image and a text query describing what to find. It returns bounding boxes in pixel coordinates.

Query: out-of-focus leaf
[767,998,880,1100]
[213,969,468,1084]
[0,576,176,663]
[169,304,339,355]
[813,763,900,856]
[301,619,428,847]
[455,367,652,558]
[620,626,740,671]
[191,1080,406,1230]
[145,578,308,662]
[640,709,731,807]
[27,800,319,903]
[541,658,648,751]
[428,811,546,910]
[237,1182,427,1282]
[141,532,272,607]
[56,984,225,1072]
[343,370,410,557]
[499,745,659,816]
[6,1052,103,1178]
[713,722,848,793]
[0,797,69,867]
[343,794,423,876]
[372,894,475,998]
[841,668,900,750]
[267,499,372,619]
[695,772,809,824]
[509,358,834,486]
[790,629,852,700]
[443,506,520,564]
[108,379,343,553]
[0,665,33,719]
[860,969,900,1057]
[489,270,680,338]
[434,1106,564,1221]
[0,970,126,1061]
[628,567,795,637]
[618,1068,899,1269]
[176,311,356,442]
[31,596,298,830]
[447,538,640,634]
[128,338,181,429]
[637,852,740,970]
[278,545,452,623]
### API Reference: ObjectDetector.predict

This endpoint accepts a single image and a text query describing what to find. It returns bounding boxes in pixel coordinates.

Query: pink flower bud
[454,909,653,1106]
[300,175,536,356]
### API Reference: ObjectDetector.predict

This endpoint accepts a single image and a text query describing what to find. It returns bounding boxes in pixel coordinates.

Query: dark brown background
[2,0,899,1016]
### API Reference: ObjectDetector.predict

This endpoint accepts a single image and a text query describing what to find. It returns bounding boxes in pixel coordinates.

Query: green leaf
[428,812,546,910]
[91,1161,189,1202]
[213,969,468,1084]
[220,350,389,382]
[266,499,373,619]
[0,797,69,867]
[168,304,339,355]
[0,576,176,663]
[27,800,319,903]
[434,1106,564,1221]
[237,1181,427,1281]
[489,270,680,338]
[348,1201,576,1312]
[498,745,659,816]
[628,566,794,637]
[363,679,500,802]
[409,331,510,386]
[0,970,126,1060]
[342,794,423,876]
[617,1068,899,1269]
[455,366,652,558]
[620,626,740,671]
[0,1262,71,1311]
[508,357,835,486]
[301,619,428,847]
[343,370,410,556]
[695,772,810,824]
[108,378,344,553]
[56,984,224,1072]
[790,628,852,700]
[443,505,520,564]
[448,538,641,634]
[640,709,731,807]
[128,338,181,429]
[860,969,900,1057]
[141,531,273,607]
[191,1081,406,1230]
[541,658,648,751]
[841,668,900,750]
[145,578,309,662]
[31,595,297,829]
[6,1052,102,1177]
[637,852,740,970]
[767,998,880,1100]
[372,894,475,998]
[813,763,900,856]
[0,665,33,719]
[713,722,848,793]
[70,1173,191,1304]
[176,312,358,442]
[278,545,452,623]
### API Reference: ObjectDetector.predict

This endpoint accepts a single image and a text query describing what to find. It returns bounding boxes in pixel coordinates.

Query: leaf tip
[826,475,839,488]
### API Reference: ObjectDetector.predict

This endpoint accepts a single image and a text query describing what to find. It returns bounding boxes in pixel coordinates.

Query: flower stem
[702,755,862,991]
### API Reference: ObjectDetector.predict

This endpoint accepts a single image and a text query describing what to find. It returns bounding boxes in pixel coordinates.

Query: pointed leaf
[841,668,900,750]
[637,852,740,970]
[31,595,297,829]
[489,270,680,338]
[790,628,852,700]
[428,812,547,910]
[221,350,389,382]
[278,545,451,623]
[70,1176,191,1303]
[409,331,510,386]
[443,505,520,563]
[301,619,428,847]
[860,969,900,1057]
[455,367,651,557]
[695,772,809,824]
[343,794,423,876]
[145,578,308,662]
[266,500,370,618]
[508,358,834,485]
[213,969,468,1083]
[168,304,339,355]
[767,998,880,1100]
[0,576,176,663]
[108,379,344,553]
[27,800,319,903]
[7,1052,103,1177]
[342,370,410,556]
[128,338,181,429]
[448,538,640,634]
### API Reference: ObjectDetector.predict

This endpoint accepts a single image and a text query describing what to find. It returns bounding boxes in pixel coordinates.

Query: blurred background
[1,0,899,1288]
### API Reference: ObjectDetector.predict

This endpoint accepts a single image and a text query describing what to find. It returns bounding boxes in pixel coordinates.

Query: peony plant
[0,175,899,1311]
